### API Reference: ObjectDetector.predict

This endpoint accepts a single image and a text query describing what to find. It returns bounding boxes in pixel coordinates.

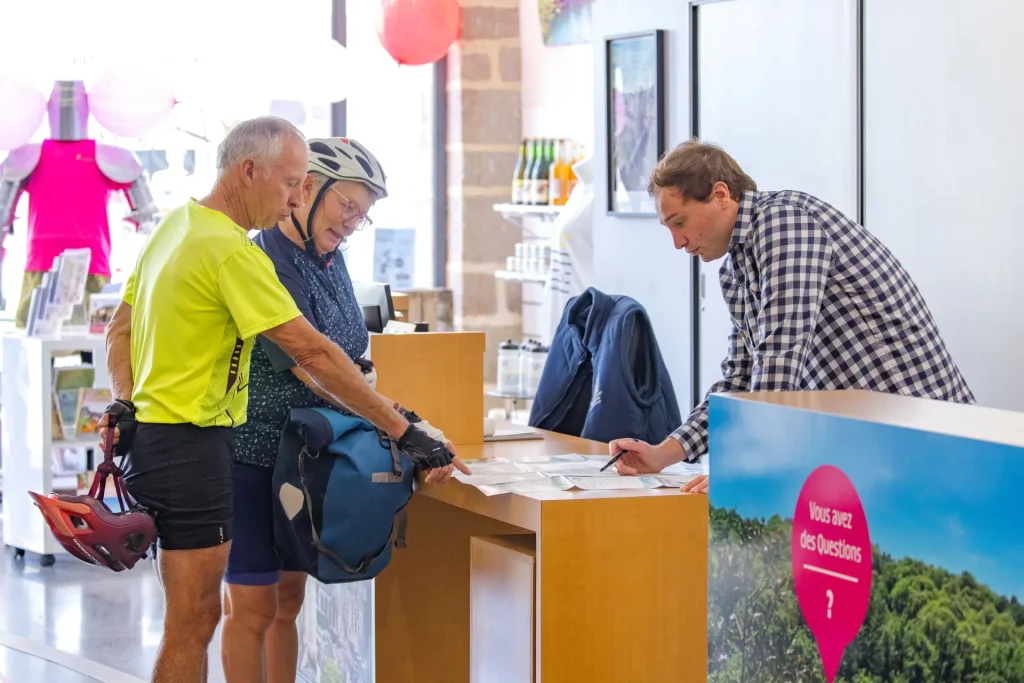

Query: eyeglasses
[330,187,373,231]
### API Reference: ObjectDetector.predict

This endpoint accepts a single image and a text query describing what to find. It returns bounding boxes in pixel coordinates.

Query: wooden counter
[374,430,708,683]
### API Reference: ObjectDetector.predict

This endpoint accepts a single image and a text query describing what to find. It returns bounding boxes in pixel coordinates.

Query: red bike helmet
[29,413,156,572]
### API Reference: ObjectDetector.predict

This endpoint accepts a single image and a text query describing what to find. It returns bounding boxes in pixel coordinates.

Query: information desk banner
[708,392,1024,683]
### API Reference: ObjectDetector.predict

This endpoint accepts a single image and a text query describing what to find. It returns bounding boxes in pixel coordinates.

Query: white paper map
[454,454,709,497]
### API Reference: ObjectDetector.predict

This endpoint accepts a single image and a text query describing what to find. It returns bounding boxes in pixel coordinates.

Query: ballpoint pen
[600,449,628,472]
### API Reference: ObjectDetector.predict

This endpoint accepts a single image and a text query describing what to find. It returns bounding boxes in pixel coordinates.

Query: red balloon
[376,0,463,66]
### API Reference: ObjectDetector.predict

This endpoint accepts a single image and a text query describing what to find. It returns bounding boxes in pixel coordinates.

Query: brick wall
[447,0,524,382]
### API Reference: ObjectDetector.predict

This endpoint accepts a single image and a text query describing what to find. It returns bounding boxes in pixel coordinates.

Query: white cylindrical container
[524,343,549,395]
[518,340,538,394]
[496,339,521,395]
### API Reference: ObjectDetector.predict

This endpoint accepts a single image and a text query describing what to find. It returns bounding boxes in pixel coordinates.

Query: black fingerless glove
[395,424,453,470]
[103,399,138,456]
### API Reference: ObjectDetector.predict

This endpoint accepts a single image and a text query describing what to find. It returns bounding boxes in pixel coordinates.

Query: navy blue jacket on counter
[528,288,682,444]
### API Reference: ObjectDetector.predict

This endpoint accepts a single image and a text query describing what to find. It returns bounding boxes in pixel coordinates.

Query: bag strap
[88,412,132,513]
[393,506,408,550]
[314,536,388,576]
[378,440,408,548]
[389,440,402,477]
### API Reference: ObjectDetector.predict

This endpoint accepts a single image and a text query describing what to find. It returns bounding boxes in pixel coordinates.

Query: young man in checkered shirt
[609,141,973,493]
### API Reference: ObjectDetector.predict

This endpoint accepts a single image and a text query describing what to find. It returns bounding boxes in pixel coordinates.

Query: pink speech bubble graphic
[791,465,873,683]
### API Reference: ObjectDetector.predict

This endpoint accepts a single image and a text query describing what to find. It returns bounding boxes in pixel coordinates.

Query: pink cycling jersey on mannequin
[0,80,158,320]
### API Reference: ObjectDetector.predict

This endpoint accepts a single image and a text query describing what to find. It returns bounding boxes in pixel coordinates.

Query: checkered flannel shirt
[672,190,975,462]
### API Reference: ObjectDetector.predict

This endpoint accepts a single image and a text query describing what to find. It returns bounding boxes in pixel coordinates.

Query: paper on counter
[457,456,509,468]
[477,476,575,497]
[455,452,707,496]
[455,460,524,476]
[566,476,662,491]
[455,471,548,487]
[516,453,589,463]
[516,461,613,476]
[659,461,709,477]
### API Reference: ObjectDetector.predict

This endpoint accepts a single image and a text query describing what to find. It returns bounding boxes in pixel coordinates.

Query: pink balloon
[0,79,46,151]
[88,71,177,139]
[376,0,462,66]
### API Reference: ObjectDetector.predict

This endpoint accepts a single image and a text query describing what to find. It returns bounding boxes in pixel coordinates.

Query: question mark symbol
[826,589,834,619]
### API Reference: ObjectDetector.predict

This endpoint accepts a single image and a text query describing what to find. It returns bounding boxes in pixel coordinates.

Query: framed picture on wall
[605,30,666,216]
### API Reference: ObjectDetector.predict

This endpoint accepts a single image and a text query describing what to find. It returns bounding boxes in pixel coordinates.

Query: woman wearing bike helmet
[220,137,454,682]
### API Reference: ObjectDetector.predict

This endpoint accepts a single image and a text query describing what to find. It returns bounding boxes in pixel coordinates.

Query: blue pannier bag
[272,407,415,584]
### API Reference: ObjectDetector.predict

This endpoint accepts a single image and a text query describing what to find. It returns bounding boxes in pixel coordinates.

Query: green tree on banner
[708,507,1024,683]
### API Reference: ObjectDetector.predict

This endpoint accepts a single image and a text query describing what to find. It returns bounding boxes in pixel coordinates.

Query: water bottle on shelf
[496,340,522,395]
[523,342,549,396]
[518,339,546,396]
[517,339,534,394]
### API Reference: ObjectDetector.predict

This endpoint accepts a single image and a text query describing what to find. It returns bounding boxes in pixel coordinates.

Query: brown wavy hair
[647,139,756,202]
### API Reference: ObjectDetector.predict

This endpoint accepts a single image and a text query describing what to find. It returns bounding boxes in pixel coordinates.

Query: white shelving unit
[2,332,108,566]
[494,270,549,284]
[493,204,561,345]
[492,203,564,220]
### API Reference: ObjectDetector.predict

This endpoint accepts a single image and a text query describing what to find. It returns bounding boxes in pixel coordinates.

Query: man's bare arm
[105,301,134,401]
[263,316,408,439]
[290,365,373,414]
[289,365,429,436]
[290,365,342,407]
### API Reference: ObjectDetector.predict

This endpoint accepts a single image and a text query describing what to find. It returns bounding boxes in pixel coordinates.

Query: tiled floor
[0,644,101,683]
[0,518,227,683]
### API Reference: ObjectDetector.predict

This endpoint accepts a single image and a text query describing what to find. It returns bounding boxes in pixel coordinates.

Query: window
[343,0,437,288]
[0,0,439,318]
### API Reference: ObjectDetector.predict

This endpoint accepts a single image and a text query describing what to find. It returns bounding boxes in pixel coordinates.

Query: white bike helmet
[307,137,388,199]
[293,137,388,266]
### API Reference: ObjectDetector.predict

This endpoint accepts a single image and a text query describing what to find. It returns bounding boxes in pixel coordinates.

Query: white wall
[591,0,694,410]
[864,0,1024,411]
[519,0,596,148]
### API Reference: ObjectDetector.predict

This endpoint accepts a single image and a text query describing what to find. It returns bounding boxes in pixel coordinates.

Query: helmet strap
[89,412,133,513]
[293,178,338,268]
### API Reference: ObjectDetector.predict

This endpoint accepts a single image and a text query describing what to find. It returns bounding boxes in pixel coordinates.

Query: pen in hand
[600,449,628,473]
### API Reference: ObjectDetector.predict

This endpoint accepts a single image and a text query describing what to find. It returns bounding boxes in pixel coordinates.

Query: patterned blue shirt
[672,190,975,462]
[235,229,369,467]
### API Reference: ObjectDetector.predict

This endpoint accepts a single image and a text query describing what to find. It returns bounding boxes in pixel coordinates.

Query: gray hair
[309,171,331,194]
[216,116,305,177]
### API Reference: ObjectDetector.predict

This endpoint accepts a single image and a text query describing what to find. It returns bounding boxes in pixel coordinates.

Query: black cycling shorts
[122,423,235,551]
